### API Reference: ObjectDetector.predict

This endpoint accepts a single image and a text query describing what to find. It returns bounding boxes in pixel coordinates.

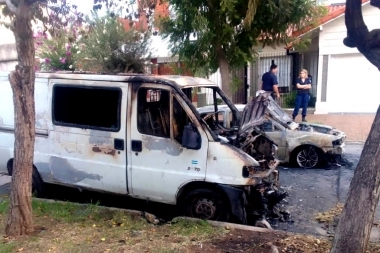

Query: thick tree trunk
[330,106,380,253]
[330,0,380,251]
[217,48,232,99]
[5,3,36,236]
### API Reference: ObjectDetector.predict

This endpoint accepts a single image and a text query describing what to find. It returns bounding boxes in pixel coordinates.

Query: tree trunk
[330,106,380,253]
[217,46,232,99]
[5,3,36,236]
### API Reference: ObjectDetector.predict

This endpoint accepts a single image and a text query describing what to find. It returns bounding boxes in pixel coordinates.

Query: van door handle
[114,138,125,151]
[131,140,142,152]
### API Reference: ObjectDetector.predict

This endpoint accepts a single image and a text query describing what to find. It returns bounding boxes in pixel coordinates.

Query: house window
[137,88,170,138]
[52,85,121,132]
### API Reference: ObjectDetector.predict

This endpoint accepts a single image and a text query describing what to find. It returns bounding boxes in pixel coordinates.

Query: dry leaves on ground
[314,203,344,223]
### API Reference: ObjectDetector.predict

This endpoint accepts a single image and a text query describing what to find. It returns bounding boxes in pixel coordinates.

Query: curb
[345,141,365,145]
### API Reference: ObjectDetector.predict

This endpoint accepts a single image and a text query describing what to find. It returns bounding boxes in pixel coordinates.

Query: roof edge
[285,0,370,50]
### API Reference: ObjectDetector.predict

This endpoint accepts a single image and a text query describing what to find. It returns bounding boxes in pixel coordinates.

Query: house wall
[0,44,17,71]
[318,4,378,55]
[315,3,380,114]
[253,43,287,55]
[0,24,17,71]
[0,19,44,72]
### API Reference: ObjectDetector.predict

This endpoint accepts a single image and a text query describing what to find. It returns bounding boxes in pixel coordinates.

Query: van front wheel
[182,188,229,221]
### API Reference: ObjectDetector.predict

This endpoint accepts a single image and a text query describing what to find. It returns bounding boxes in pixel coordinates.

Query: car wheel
[295,146,320,168]
[182,188,229,221]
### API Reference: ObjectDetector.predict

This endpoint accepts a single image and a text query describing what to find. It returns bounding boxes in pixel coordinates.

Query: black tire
[32,171,44,197]
[291,146,321,168]
[182,188,229,221]
[7,161,44,197]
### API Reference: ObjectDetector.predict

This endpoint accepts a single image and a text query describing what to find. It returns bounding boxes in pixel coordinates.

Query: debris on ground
[315,203,344,223]
[280,235,331,253]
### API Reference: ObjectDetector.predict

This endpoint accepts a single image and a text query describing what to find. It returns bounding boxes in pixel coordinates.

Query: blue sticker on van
[191,160,198,165]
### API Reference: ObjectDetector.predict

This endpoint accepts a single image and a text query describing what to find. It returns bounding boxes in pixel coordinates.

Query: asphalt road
[274,143,378,236]
[0,144,373,237]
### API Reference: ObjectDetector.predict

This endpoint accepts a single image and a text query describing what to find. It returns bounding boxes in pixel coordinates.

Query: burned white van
[0,72,287,226]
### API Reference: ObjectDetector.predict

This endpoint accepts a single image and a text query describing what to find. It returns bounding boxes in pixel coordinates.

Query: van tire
[7,160,45,197]
[31,170,44,197]
[182,188,229,222]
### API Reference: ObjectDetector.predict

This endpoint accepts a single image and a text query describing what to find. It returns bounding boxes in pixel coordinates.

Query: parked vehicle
[197,94,346,168]
[0,72,287,226]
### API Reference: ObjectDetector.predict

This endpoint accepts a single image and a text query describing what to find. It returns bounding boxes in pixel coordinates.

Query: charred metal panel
[143,136,183,156]
[50,156,102,183]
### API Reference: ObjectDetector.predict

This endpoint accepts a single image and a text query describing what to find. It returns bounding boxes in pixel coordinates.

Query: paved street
[274,144,380,236]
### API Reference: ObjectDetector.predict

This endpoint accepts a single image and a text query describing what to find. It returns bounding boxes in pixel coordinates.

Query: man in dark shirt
[261,64,280,100]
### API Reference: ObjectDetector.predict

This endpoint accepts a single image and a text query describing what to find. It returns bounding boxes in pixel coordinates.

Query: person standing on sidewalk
[292,69,312,122]
[261,64,280,100]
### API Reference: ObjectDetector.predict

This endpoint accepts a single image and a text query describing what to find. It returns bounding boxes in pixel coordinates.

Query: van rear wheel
[182,188,229,221]
[7,161,44,197]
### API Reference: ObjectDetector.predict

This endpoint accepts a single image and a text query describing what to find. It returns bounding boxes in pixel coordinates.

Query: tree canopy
[159,0,325,96]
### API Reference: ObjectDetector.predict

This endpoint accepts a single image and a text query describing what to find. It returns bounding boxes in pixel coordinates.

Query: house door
[129,83,209,204]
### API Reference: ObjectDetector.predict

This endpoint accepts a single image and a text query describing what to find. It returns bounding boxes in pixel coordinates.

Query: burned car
[198,93,346,168]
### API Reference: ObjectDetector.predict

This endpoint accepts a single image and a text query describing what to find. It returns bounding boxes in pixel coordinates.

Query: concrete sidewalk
[285,110,376,142]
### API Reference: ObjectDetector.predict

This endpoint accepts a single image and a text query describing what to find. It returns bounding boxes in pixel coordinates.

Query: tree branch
[0,0,19,13]
[344,0,380,71]
[344,0,369,48]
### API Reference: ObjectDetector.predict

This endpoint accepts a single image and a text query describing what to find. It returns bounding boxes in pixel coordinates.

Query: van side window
[137,88,170,138]
[52,85,121,131]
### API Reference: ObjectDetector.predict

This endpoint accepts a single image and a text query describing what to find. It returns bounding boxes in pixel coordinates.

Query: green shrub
[79,12,151,73]
[284,90,297,108]
[284,91,316,108]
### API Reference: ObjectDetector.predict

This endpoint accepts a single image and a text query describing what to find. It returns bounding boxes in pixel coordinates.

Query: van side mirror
[182,123,201,150]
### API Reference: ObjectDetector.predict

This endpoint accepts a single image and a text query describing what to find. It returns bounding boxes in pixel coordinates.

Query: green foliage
[231,75,242,94]
[284,90,316,108]
[160,0,325,77]
[284,90,297,108]
[170,217,221,236]
[79,12,151,73]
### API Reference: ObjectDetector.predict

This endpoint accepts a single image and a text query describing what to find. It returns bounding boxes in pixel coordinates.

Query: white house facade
[315,2,380,114]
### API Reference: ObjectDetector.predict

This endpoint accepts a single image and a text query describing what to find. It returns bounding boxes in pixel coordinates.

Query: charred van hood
[238,93,292,135]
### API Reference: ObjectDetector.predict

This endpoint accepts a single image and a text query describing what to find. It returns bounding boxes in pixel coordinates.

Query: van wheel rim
[194,198,216,219]
[297,147,318,168]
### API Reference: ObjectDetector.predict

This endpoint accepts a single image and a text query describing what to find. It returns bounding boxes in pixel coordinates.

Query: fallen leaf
[17,248,24,252]
[101,237,106,241]
[92,224,96,227]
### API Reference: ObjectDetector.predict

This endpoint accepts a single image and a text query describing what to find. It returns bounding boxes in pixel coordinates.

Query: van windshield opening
[181,86,240,135]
